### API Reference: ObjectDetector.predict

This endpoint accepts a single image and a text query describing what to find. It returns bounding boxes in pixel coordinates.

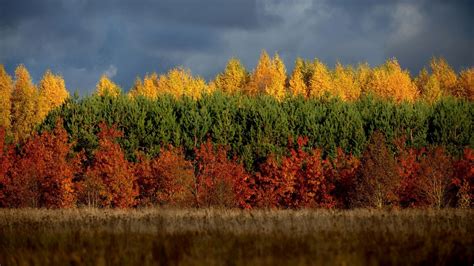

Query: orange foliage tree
[394,137,427,207]
[2,120,78,208]
[327,148,360,208]
[254,137,336,208]
[80,123,137,208]
[193,139,252,208]
[452,148,473,208]
[134,147,195,207]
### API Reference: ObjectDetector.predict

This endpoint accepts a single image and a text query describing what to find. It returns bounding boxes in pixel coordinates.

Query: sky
[1,0,473,95]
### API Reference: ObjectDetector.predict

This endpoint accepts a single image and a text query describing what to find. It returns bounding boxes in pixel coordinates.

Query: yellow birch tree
[308,59,332,98]
[211,58,248,94]
[457,68,474,101]
[289,58,307,97]
[37,70,69,121]
[96,75,121,97]
[0,65,13,131]
[11,64,38,142]
[430,57,458,97]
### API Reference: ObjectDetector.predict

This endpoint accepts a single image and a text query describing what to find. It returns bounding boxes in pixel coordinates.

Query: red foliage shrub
[394,137,427,208]
[327,148,360,208]
[452,148,473,208]
[2,120,78,208]
[194,139,252,208]
[135,147,195,207]
[255,137,336,208]
[80,123,137,208]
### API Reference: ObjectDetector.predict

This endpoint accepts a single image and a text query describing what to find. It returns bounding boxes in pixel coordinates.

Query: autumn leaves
[0,65,69,142]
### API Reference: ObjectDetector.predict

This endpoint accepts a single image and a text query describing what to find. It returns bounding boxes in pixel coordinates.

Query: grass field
[0,208,472,265]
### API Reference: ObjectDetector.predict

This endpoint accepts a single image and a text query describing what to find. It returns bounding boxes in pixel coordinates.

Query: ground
[0,208,472,265]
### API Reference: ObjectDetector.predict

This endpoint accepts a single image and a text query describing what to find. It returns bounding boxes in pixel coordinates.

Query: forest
[0,52,473,209]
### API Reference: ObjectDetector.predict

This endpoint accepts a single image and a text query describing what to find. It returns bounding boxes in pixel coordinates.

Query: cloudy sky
[1,0,473,94]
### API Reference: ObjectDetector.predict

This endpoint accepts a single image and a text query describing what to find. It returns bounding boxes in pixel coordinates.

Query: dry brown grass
[0,208,472,265]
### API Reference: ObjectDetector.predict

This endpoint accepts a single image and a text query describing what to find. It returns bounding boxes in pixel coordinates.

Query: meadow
[0,208,472,265]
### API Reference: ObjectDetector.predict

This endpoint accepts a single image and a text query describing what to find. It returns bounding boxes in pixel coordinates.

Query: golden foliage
[212,58,248,94]
[457,68,474,101]
[37,70,69,121]
[246,50,273,96]
[332,63,360,101]
[430,57,458,96]
[0,65,13,131]
[269,53,287,100]
[11,65,38,142]
[96,75,121,97]
[356,63,372,94]
[365,58,418,102]
[419,74,442,104]
[415,68,440,103]
[247,50,287,100]
[308,59,332,98]
[157,67,209,99]
[128,73,159,99]
[289,58,307,97]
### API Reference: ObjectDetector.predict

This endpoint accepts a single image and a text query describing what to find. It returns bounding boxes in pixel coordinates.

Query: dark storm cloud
[0,0,472,94]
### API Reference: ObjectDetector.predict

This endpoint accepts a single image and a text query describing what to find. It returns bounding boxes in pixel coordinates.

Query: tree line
[0,53,472,209]
[0,122,471,209]
[0,52,473,142]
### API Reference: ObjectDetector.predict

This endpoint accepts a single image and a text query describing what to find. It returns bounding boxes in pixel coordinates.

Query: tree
[355,131,399,208]
[328,148,360,208]
[128,73,159,99]
[457,68,474,101]
[452,148,473,208]
[356,62,372,94]
[0,65,13,131]
[255,137,335,208]
[37,70,69,121]
[308,59,332,98]
[415,68,442,103]
[211,58,248,94]
[0,127,13,207]
[11,64,38,142]
[194,140,252,208]
[128,77,144,98]
[2,120,79,208]
[268,53,287,100]
[81,123,137,208]
[96,75,121,97]
[289,58,307,97]
[332,63,360,101]
[157,67,209,99]
[134,147,195,206]
[430,57,458,97]
[418,147,454,208]
[365,58,418,103]
[246,50,273,96]
[394,138,426,207]
[421,75,442,103]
